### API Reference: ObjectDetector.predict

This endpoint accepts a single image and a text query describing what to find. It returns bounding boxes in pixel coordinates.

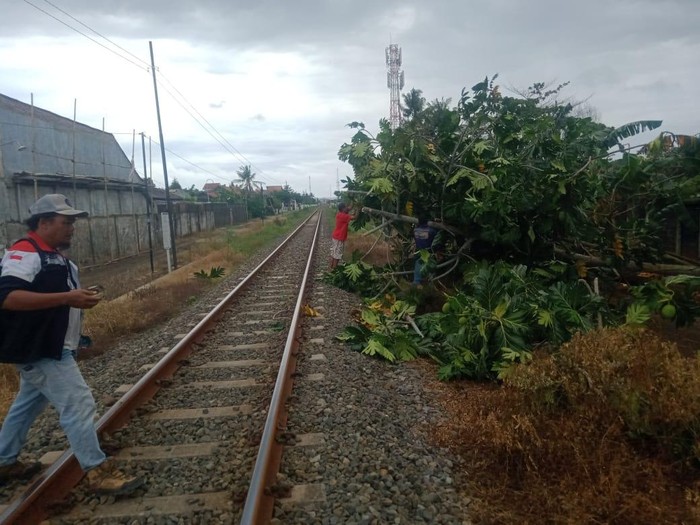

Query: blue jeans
[0,349,106,471]
[413,256,424,284]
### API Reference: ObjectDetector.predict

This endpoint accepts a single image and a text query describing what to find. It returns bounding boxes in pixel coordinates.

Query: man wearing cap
[0,194,143,495]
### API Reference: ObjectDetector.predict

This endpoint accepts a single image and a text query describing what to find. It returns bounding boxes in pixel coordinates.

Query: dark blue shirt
[414,225,438,251]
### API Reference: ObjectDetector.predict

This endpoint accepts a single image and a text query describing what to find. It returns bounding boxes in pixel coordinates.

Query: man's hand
[65,289,103,309]
[2,288,102,311]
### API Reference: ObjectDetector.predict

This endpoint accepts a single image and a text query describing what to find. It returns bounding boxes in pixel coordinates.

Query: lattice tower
[385,44,404,130]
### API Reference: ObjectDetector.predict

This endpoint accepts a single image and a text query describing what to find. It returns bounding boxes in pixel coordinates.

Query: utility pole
[140,132,155,273]
[385,43,404,130]
[149,40,177,269]
[71,98,81,263]
[261,183,265,223]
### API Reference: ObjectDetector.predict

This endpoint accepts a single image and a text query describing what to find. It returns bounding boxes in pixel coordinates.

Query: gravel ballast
[273,215,471,524]
[0,210,472,524]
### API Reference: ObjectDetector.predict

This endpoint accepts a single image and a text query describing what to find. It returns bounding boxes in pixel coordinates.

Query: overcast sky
[1,0,698,198]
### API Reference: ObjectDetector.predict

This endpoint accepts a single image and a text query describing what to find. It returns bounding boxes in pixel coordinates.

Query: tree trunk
[361,206,461,235]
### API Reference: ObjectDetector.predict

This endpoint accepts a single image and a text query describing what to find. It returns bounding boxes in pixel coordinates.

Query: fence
[1,181,248,267]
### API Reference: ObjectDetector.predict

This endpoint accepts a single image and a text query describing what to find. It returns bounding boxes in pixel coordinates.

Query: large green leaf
[362,338,396,362]
[392,334,419,361]
[368,177,394,195]
[343,263,365,282]
[603,120,663,149]
[360,308,381,328]
[471,266,506,312]
[625,303,651,326]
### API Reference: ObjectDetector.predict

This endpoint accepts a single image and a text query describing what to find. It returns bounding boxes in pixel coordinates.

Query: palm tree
[401,88,426,121]
[237,165,256,218]
[236,165,256,193]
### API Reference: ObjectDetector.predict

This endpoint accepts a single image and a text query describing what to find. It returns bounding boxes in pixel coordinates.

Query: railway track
[0,210,322,524]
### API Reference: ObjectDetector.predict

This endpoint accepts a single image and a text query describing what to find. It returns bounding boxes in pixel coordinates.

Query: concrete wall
[2,182,249,267]
[155,201,247,242]
[2,180,154,266]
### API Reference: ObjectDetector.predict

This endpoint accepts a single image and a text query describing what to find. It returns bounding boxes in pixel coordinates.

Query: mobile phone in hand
[86,285,105,299]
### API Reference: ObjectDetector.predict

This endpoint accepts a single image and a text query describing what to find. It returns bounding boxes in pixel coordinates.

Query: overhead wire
[151,138,234,184]
[22,0,149,72]
[153,77,281,185]
[156,72,279,184]
[36,0,152,70]
[22,0,284,187]
[110,132,233,184]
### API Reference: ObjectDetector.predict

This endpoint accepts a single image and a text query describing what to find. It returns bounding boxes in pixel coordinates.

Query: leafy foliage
[429,262,606,380]
[236,164,256,194]
[335,261,610,381]
[321,254,387,296]
[332,74,700,385]
[626,274,700,327]
[339,76,699,269]
[193,266,225,280]
[602,120,663,150]
[336,295,429,362]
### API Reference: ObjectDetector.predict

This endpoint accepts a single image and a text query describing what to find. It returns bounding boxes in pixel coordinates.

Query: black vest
[0,238,74,363]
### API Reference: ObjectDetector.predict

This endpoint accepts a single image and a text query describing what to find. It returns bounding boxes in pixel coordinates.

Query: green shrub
[429,262,606,380]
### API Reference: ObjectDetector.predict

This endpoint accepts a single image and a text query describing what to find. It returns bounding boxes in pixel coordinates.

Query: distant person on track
[329,202,355,269]
[0,194,143,495]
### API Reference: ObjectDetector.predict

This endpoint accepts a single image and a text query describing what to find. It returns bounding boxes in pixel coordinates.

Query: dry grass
[421,327,700,524]
[82,216,294,354]
[345,230,397,266]
[0,366,19,421]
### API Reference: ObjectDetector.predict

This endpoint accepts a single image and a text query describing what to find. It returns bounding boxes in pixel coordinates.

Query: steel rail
[240,210,321,524]
[0,211,318,525]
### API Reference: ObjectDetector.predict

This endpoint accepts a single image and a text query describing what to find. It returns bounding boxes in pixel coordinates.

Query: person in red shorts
[329,203,355,269]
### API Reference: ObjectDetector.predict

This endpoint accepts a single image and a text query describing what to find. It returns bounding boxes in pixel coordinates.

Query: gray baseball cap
[29,194,88,217]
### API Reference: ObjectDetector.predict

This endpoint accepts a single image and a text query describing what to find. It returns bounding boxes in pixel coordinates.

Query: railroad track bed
[262,220,471,524]
[0,211,473,524]
[0,216,319,523]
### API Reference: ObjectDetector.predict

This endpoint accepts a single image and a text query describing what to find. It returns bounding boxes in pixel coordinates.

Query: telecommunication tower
[385,43,404,130]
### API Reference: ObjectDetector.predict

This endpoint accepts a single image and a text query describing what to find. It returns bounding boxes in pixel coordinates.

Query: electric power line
[22,0,149,72]
[156,72,280,185]
[22,0,283,186]
[38,0,151,70]
[148,138,234,184]
[154,77,282,185]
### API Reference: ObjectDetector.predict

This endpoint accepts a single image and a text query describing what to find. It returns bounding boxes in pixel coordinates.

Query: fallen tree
[332,76,700,375]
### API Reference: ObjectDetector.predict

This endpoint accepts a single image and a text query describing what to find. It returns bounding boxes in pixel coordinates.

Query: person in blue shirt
[413,216,438,285]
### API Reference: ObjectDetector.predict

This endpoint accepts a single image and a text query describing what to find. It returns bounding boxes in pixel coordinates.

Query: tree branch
[361,206,462,236]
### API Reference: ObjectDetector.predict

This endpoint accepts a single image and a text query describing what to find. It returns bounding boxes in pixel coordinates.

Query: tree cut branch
[361,206,462,236]
[554,247,700,276]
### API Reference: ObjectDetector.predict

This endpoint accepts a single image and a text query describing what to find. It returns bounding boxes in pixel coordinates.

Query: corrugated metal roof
[0,93,142,184]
